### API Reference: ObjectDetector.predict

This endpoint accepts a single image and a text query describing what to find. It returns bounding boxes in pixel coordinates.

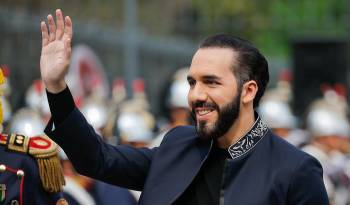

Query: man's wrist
[46,85,75,125]
[45,80,67,94]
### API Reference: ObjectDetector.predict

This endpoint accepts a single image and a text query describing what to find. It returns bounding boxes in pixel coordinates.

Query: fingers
[47,14,56,42]
[63,16,73,41]
[41,21,49,47]
[55,9,64,40]
[42,10,73,43]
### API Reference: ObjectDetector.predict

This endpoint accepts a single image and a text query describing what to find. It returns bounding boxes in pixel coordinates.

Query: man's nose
[190,84,208,102]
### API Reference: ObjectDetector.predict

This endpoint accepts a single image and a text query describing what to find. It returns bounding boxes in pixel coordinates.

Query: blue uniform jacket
[45,107,329,205]
[0,146,63,205]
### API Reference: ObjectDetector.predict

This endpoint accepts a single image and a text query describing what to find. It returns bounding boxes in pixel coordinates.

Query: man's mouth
[191,101,218,122]
[196,107,215,116]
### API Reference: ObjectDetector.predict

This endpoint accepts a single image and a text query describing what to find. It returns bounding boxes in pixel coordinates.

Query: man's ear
[241,80,258,104]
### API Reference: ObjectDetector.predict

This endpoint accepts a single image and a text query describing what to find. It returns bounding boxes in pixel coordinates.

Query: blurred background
[1,1,350,204]
[1,0,349,115]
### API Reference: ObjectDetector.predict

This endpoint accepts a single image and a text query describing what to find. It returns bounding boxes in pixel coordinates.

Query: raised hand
[40,9,73,93]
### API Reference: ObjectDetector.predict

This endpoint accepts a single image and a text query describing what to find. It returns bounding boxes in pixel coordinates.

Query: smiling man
[188,46,257,145]
[41,9,329,205]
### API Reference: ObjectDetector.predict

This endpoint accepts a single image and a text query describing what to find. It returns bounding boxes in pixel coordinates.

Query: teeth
[198,109,212,115]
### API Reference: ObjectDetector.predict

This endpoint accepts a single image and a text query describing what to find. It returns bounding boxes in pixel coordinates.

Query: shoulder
[260,131,324,176]
[0,134,41,176]
[0,133,67,203]
[0,143,36,167]
[268,131,316,163]
[0,145,40,189]
[0,134,64,193]
[262,133,329,203]
[286,151,329,203]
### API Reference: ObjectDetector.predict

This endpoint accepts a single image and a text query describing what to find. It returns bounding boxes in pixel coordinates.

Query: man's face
[187,47,241,139]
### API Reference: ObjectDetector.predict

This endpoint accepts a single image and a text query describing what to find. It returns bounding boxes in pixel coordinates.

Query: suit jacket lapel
[140,129,212,205]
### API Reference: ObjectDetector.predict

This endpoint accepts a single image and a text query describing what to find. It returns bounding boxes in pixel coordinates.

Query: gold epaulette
[0,133,65,193]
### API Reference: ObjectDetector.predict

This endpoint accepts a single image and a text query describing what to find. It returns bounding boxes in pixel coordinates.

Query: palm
[40,9,72,92]
[40,40,68,82]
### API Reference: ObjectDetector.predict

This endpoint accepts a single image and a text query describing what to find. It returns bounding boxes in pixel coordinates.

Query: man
[40,9,329,205]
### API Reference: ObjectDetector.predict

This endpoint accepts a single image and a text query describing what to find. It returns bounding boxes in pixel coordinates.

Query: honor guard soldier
[303,88,350,204]
[0,68,68,205]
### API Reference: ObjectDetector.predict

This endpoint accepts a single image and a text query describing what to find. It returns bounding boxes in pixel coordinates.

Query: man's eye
[205,80,218,85]
[188,80,195,86]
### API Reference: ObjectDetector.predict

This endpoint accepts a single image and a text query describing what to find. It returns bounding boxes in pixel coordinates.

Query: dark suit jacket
[45,107,329,205]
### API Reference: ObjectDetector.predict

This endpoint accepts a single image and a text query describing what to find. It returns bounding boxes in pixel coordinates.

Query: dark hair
[199,34,269,108]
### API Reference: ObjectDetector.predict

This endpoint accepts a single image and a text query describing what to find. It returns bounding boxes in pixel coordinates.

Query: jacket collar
[227,114,269,160]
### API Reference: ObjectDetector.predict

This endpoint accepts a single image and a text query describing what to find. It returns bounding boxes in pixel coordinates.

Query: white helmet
[169,80,189,108]
[168,68,189,108]
[169,67,190,108]
[81,98,108,131]
[117,110,154,143]
[25,80,50,117]
[258,100,296,129]
[306,108,350,138]
[7,108,45,137]
[306,89,350,138]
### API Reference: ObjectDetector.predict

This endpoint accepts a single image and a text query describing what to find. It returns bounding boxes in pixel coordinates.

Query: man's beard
[191,91,241,140]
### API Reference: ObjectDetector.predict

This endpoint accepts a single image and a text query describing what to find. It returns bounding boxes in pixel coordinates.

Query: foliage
[189,0,350,57]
